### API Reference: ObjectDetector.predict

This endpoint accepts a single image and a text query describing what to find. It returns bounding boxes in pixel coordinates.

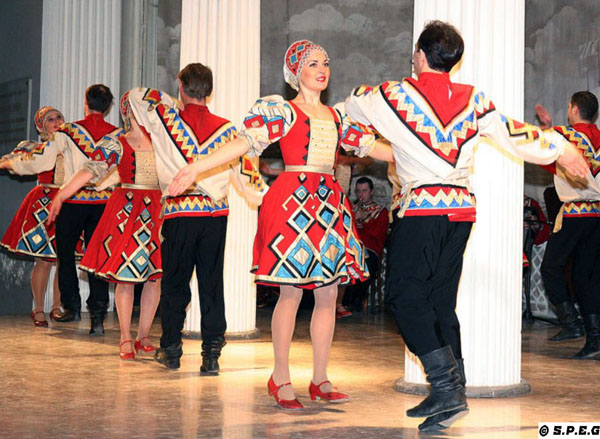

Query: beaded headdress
[34,106,64,140]
[120,91,131,132]
[283,40,329,91]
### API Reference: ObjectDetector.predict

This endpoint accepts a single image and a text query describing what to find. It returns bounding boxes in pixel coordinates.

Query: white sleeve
[11,133,66,175]
[345,84,385,128]
[128,87,179,137]
[476,90,565,165]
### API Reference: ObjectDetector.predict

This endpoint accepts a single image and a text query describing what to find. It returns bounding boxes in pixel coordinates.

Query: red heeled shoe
[134,336,156,354]
[49,308,62,321]
[119,340,135,361]
[267,375,304,410]
[31,311,48,327]
[309,380,349,403]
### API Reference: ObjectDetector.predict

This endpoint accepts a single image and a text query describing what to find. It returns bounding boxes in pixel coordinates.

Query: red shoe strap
[276,381,292,391]
[315,380,332,390]
[119,340,133,347]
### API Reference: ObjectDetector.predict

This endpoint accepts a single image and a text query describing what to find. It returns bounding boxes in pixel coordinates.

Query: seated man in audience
[340,177,389,315]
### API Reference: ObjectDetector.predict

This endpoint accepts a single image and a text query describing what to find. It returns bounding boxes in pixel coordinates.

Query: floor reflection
[0,310,598,438]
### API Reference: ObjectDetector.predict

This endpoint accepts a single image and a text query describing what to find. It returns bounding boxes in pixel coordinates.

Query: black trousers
[344,249,379,309]
[541,217,600,315]
[386,216,472,358]
[159,216,228,347]
[55,203,109,313]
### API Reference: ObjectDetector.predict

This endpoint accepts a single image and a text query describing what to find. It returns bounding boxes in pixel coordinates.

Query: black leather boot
[89,313,105,337]
[419,358,470,431]
[155,343,183,370]
[573,314,600,360]
[406,346,467,418]
[549,301,584,342]
[54,309,81,323]
[200,336,226,376]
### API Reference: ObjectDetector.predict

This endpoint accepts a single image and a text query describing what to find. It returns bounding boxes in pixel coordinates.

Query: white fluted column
[40,0,121,312]
[181,0,261,337]
[400,0,529,396]
[40,0,121,125]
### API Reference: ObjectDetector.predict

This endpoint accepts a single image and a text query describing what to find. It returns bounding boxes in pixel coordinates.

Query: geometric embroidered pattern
[61,123,122,166]
[239,154,267,193]
[554,126,600,177]
[380,81,481,166]
[155,103,236,163]
[14,140,51,161]
[400,185,476,217]
[562,201,600,217]
[141,88,163,112]
[14,188,55,257]
[117,193,134,233]
[266,175,366,284]
[69,189,113,204]
[162,195,229,219]
[500,115,557,152]
[1,186,85,260]
[285,41,311,75]
[114,197,158,281]
[242,98,295,153]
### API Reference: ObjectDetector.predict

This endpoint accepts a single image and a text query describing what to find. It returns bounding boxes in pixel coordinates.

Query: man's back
[179,104,231,145]
[551,122,600,205]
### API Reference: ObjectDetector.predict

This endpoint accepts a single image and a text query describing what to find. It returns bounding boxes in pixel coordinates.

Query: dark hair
[571,91,599,121]
[85,84,113,113]
[355,176,374,191]
[178,63,213,100]
[416,20,464,73]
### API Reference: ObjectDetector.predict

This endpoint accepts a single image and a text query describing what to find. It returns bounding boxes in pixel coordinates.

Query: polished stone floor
[0,308,598,439]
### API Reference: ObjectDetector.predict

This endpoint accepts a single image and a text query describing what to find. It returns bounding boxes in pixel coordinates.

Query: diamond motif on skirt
[293,211,311,229]
[288,238,315,277]
[293,185,309,203]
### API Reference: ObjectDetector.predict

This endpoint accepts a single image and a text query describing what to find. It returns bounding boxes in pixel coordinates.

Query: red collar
[572,122,600,147]
[84,113,106,123]
[416,71,451,86]
[573,122,596,132]
[182,104,210,114]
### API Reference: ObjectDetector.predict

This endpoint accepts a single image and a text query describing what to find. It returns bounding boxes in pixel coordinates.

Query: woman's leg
[137,279,161,344]
[115,284,135,353]
[31,259,52,321]
[51,263,61,310]
[271,285,303,400]
[310,282,338,391]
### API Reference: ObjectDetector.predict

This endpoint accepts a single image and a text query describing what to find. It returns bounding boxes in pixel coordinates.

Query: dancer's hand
[557,143,589,179]
[535,104,553,130]
[47,194,64,225]
[0,158,13,170]
[168,164,199,196]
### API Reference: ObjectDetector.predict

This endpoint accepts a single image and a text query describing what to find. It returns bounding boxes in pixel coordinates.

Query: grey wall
[260,0,414,204]
[524,0,600,195]
[261,0,414,105]
[0,0,44,314]
[156,0,182,97]
[525,0,599,126]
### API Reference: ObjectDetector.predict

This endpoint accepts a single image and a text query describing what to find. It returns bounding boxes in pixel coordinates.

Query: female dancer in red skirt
[1,107,66,326]
[48,93,162,359]
[169,41,393,408]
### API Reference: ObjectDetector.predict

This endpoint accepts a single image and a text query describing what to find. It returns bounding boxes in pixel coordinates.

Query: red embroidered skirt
[79,187,163,283]
[0,185,86,260]
[251,171,369,289]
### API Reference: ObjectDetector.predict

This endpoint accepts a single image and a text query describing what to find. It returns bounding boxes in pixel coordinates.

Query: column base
[183,328,261,340]
[394,377,532,398]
